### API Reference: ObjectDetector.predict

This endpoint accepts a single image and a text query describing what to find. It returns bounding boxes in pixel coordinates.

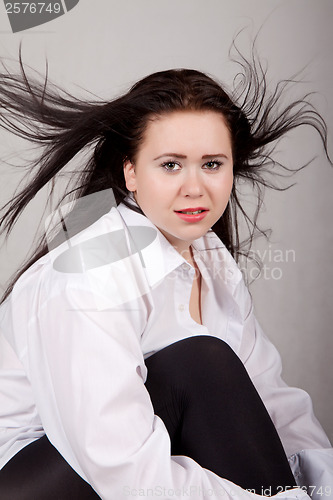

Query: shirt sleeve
[14,270,310,500]
[238,295,333,498]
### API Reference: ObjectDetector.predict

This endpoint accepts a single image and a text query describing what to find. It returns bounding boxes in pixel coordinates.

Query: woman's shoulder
[7,205,150,309]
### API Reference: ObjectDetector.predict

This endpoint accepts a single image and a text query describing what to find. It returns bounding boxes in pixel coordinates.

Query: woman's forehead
[139,110,232,155]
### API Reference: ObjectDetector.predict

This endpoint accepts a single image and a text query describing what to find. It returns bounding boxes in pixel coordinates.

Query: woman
[0,60,332,499]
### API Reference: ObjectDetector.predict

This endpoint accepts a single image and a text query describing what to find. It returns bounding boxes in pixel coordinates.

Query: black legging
[0,336,296,499]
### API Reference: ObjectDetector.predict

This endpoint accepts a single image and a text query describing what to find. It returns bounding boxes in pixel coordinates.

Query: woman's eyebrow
[202,154,228,159]
[153,153,186,161]
[153,153,228,161]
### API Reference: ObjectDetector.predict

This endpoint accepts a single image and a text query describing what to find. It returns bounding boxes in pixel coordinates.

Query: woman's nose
[180,169,204,197]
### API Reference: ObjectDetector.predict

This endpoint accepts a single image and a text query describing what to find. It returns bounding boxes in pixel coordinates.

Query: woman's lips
[175,207,208,214]
[174,208,209,223]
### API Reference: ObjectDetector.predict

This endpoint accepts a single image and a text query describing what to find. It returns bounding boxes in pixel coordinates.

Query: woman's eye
[161,161,181,172]
[203,161,222,170]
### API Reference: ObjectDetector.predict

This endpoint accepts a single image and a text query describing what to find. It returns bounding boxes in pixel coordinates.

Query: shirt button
[178,304,185,312]
[181,263,190,271]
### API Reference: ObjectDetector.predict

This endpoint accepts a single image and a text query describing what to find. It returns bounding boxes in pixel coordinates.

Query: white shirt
[0,200,332,500]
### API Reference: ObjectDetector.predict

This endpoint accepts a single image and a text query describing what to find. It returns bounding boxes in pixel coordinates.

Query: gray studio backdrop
[0,0,332,441]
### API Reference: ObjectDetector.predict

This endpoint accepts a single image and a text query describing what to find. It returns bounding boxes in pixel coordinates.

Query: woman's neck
[177,245,196,267]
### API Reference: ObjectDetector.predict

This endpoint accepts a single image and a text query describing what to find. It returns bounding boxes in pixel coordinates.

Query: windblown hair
[0,49,330,302]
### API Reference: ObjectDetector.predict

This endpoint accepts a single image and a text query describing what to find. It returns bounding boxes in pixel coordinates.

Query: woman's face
[123,110,233,256]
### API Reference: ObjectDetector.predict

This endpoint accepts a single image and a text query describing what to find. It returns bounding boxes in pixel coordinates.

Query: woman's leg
[0,435,100,500]
[145,335,296,496]
[0,335,295,499]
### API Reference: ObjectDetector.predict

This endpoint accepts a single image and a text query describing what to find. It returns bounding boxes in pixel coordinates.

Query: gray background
[0,0,332,442]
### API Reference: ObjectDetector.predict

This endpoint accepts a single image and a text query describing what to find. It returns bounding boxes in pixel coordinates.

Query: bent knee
[146,335,243,386]
[177,336,242,378]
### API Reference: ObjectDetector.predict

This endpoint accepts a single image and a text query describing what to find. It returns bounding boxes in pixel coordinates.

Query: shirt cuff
[288,448,333,499]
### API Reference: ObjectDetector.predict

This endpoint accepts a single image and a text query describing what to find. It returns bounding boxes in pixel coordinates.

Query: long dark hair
[0,51,330,302]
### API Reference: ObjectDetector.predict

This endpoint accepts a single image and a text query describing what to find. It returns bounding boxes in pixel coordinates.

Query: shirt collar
[117,200,186,287]
[116,198,243,290]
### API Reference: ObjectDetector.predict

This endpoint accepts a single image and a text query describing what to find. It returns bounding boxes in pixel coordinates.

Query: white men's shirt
[0,200,332,500]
